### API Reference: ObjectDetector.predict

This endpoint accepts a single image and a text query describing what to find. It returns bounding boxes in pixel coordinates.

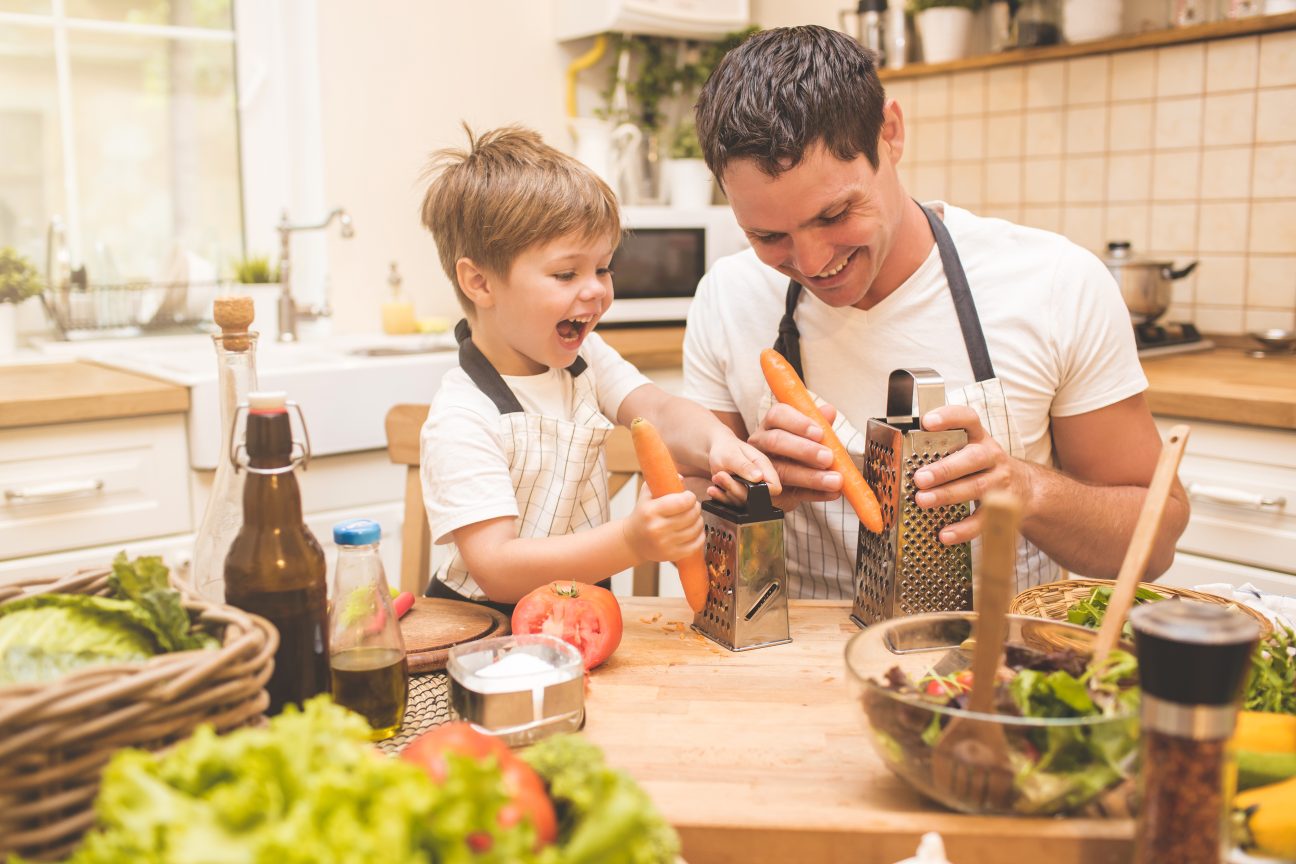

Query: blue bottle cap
[333,518,381,546]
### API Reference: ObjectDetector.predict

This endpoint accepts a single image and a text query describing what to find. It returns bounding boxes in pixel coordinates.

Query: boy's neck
[469,315,548,376]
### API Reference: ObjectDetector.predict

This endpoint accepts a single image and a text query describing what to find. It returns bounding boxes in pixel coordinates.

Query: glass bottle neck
[213,332,259,452]
[242,471,305,526]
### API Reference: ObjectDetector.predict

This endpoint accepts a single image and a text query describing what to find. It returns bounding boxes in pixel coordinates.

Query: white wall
[309,1,838,334]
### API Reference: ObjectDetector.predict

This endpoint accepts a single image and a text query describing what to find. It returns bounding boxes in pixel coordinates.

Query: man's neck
[855,198,937,311]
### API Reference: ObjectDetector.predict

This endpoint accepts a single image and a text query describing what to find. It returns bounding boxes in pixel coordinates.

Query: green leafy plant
[603,27,760,138]
[231,255,278,284]
[908,0,983,11]
[668,121,704,160]
[0,247,43,304]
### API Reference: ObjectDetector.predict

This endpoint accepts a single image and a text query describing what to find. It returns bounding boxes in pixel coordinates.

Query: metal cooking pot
[1103,241,1198,325]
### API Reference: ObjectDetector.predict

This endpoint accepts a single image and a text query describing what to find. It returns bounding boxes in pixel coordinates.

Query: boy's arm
[616,383,779,492]
[454,487,701,604]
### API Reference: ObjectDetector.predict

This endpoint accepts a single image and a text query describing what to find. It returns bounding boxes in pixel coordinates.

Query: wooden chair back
[383,405,659,597]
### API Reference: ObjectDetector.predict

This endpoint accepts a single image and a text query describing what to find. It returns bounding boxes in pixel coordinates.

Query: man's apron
[760,203,1059,599]
[429,320,614,606]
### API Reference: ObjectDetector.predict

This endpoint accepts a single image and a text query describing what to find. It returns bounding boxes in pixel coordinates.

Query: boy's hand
[623,484,703,563]
[705,431,782,505]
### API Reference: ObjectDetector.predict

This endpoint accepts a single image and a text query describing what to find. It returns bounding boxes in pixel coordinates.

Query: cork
[213,295,255,351]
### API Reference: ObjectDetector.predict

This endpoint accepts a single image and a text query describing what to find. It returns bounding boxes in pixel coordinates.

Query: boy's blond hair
[420,125,621,313]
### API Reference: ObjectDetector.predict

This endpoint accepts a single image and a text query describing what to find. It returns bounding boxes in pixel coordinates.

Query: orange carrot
[629,417,708,614]
[759,348,884,533]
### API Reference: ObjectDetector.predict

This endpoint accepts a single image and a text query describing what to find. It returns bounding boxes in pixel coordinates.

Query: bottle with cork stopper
[380,261,416,335]
[193,295,259,602]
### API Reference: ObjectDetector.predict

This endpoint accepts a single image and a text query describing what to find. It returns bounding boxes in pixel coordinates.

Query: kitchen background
[0,1,1292,597]
[3,0,1293,339]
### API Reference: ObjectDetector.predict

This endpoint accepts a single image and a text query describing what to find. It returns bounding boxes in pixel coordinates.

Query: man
[685,25,1188,599]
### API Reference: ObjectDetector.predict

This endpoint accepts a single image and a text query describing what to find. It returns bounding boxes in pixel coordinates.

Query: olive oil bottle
[224,391,329,715]
[327,519,408,740]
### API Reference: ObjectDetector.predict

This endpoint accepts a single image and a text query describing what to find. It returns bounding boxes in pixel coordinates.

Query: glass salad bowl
[845,612,1140,816]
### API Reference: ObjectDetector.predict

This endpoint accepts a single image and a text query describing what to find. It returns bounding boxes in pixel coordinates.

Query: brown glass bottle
[223,392,329,715]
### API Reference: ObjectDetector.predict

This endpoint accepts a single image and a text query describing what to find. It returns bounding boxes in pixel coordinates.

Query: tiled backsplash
[893,30,1296,335]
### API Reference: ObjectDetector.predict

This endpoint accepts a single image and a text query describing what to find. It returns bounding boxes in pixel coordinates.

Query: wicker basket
[1011,578,1274,638]
[0,568,277,861]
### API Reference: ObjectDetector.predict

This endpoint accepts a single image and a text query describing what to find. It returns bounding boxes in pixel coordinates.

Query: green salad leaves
[1065,585,1165,640]
[27,698,678,864]
[1247,624,1296,715]
[0,553,216,684]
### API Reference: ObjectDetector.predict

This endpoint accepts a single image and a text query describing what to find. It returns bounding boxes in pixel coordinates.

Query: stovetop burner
[1134,321,1214,358]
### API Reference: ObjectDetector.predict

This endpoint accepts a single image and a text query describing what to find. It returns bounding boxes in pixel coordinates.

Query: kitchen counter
[1142,349,1296,431]
[600,326,1296,431]
[584,597,1132,864]
[0,360,188,429]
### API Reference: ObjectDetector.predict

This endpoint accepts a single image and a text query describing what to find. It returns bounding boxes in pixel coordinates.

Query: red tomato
[401,722,557,848]
[511,581,623,670]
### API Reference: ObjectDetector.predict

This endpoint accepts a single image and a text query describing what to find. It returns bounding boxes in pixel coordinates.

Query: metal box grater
[852,368,973,627]
[693,479,791,651]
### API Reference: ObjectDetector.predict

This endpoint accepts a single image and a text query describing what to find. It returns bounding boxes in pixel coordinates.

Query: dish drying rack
[40,280,238,340]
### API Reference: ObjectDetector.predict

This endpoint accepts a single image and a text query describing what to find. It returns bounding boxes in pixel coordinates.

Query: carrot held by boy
[760,348,883,533]
[630,417,709,613]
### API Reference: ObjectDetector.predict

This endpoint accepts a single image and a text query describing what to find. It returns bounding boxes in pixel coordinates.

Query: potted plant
[909,0,982,64]
[662,121,714,208]
[0,247,42,354]
[228,254,280,333]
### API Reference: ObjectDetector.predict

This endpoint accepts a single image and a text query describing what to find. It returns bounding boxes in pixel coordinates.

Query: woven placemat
[377,672,456,755]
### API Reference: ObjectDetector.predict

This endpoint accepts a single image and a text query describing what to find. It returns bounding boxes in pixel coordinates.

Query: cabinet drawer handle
[1186,482,1287,511]
[4,479,106,503]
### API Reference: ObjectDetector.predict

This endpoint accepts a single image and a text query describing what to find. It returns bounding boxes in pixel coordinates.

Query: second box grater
[852,368,973,627]
[693,478,791,651]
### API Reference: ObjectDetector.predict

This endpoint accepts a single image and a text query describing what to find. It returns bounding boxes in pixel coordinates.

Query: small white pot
[1064,0,1123,42]
[916,6,974,65]
[663,158,715,209]
[0,302,17,355]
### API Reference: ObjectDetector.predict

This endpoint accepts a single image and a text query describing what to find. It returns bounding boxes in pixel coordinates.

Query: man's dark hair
[694,25,886,186]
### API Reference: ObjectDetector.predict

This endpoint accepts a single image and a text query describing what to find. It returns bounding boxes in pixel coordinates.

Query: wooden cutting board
[399,597,510,673]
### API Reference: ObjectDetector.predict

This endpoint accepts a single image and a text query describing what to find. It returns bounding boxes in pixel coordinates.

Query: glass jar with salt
[447,634,584,747]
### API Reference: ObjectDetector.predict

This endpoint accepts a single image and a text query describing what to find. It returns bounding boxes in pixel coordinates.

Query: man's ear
[880,98,905,165]
[456,257,494,308]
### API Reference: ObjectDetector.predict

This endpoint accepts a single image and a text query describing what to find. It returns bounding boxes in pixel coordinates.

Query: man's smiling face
[721,127,908,311]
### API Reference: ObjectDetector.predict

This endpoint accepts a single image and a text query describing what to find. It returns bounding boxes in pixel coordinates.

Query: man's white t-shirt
[684,202,1146,548]
[420,332,650,554]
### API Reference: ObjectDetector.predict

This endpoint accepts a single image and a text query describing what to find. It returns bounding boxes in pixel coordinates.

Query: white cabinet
[1155,416,1296,586]
[0,415,407,587]
[0,414,192,561]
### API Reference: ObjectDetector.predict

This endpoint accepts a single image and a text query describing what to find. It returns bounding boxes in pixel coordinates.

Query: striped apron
[760,204,1059,599]
[428,320,614,608]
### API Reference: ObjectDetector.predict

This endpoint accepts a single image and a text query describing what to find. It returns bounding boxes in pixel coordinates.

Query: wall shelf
[879,10,1296,80]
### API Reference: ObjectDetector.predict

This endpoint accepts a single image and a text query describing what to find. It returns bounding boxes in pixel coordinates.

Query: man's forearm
[1018,461,1190,579]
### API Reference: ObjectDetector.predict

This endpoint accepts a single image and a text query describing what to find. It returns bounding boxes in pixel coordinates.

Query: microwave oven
[602,205,750,326]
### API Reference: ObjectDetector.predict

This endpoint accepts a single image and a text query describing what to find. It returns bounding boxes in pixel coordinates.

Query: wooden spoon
[1089,424,1191,671]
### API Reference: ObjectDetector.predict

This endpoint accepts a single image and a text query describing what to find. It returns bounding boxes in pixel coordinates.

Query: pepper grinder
[1131,601,1260,864]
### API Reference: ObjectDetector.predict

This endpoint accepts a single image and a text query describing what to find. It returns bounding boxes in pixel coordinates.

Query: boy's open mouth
[556,314,595,344]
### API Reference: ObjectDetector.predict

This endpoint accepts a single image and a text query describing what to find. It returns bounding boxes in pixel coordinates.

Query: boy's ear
[455,257,494,308]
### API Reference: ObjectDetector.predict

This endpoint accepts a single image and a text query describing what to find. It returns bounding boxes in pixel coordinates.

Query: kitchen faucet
[276,207,354,342]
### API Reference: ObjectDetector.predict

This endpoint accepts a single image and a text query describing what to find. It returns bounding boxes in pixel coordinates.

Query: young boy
[418,126,777,609]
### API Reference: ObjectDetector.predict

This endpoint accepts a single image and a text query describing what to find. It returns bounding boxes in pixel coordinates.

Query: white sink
[39,331,459,469]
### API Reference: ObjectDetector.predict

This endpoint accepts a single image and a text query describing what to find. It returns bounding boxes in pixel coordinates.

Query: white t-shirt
[684,202,1147,500]
[420,332,650,549]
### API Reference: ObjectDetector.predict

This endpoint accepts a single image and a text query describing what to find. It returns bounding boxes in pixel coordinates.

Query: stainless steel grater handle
[705,476,783,524]
[885,368,948,424]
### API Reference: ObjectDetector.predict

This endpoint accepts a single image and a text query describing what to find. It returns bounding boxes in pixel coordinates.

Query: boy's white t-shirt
[684,203,1147,473]
[420,332,650,549]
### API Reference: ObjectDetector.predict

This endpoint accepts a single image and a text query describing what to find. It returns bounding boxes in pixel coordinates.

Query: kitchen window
[0,0,243,287]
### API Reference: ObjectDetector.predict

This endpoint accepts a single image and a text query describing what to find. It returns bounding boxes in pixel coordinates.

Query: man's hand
[911,405,1035,544]
[712,401,845,510]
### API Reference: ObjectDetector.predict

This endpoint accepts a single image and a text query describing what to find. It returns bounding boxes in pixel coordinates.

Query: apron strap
[773,202,997,385]
[918,204,996,382]
[454,319,590,415]
[772,280,806,381]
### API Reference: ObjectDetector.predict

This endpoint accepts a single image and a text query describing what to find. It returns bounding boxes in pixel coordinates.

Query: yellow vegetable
[1234,711,1296,754]
[1235,775,1296,859]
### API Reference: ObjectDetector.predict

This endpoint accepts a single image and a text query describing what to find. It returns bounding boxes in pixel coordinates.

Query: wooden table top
[582,597,1133,864]
[0,360,189,429]
[1142,349,1296,430]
